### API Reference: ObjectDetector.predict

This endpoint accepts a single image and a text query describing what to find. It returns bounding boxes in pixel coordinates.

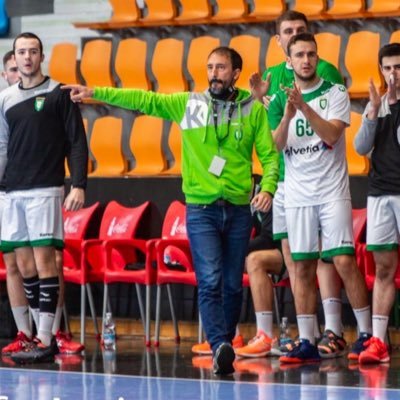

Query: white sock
[372,315,389,342]
[11,305,32,338]
[313,314,320,338]
[255,311,273,338]
[322,297,342,336]
[52,306,63,335]
[297,314,315,344]
[353,305,372,334]
[37,312,55,346]
[235,325,241,336]
[30,307,40,332]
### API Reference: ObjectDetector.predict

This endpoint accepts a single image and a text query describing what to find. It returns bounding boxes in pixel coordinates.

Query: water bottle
[279,317,291,345]
[103,312,116,351]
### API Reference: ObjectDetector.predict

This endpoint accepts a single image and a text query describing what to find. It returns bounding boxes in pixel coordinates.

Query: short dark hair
[208,46,243,71]
[287,32,317,56]
[275,10,308,34]
[3,50,14,68]
[378,43,400,66]
[13,32,43,55]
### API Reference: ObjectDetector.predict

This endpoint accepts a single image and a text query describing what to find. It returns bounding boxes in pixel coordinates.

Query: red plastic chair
[154,201,196,346]
[0,253,6,281]
[62,202,100,344]
[352,208,367,279]
[101,202,157,346]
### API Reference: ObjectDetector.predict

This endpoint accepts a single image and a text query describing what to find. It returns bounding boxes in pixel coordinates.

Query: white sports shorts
[272,182,287,240]
[286,199,355,261]
[1,186,64,251]
[367,195,400,252]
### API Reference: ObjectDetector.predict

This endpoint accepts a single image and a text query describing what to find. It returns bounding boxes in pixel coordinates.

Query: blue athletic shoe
[279,339,321,364]
[348,332,372,361]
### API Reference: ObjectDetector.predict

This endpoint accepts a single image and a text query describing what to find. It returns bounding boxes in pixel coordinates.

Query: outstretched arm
[61,84,94,103]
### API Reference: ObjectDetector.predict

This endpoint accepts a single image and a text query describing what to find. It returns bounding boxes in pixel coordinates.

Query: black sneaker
[348,332,372,361]
[11,337,59,364]
[213,343,235,375]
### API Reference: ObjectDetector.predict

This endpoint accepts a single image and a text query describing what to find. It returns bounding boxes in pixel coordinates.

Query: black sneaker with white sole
[11,337,59,364]
[213,342,235,375]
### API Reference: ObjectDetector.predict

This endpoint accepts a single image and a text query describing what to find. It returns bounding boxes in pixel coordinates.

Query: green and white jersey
[268,79,351,208]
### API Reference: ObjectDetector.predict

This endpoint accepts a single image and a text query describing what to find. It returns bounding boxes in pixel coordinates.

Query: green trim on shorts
[2,239,64,251]
[291,251,320,261]
[273,232,288,240]
[1,240,31,252]
[30,239,64,249]
[367,243,398,252]
[321,246,355,259]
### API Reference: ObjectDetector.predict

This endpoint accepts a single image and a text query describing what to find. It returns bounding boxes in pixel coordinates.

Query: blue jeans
[186,203,252,355]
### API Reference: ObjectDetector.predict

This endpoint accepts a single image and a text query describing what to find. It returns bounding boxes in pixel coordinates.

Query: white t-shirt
[268,79,351,208]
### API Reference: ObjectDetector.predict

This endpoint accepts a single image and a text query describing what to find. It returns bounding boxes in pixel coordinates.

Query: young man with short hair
[354,42,400,364]
[269,33,370,363]
[0,32,88,364]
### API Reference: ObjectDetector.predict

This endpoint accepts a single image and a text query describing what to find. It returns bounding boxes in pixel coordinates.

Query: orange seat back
[48,42,79,85]
[115,38,151,89]
[127,115,166,175]
[89,116,126,176]
[80,39,114,87]
[152,38,188,93]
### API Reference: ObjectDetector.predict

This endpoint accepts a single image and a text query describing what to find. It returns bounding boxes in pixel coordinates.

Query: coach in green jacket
[63,46,279,375]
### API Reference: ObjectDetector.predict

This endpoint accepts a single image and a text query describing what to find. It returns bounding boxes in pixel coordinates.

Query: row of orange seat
[49,30,399,102]
[72,0,400,30]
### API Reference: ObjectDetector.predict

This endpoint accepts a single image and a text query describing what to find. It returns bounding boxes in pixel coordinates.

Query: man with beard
[63,46,279,375]
[268,33,370,363]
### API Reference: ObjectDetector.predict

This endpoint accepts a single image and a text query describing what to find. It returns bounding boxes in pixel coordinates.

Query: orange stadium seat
[265,36,286,68]
[48,42,79,85]
[344,31,382,99]
[114,38,151,90]
[315,32,341,70]
[140,0,176,24]
[174,0,212,23]
[292,0,327,18]
[390,30,400,43]
[151,38,188,93]
[248,0,286,19]
[127,115,166,176]
[366,0,400,16]
[345,111,370,176]
[89,116,126,176]
[162,122,182,175]
[229,34,261,90]
[80,39,114,87]
[211,0,248,22]
[324,0,365,18]
[187,35,221,92]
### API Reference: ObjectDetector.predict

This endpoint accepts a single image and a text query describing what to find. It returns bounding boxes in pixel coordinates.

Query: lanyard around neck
[212,100,235,143]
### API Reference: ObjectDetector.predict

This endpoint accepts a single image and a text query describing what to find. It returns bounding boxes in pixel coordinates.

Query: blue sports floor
[1,338,400,400]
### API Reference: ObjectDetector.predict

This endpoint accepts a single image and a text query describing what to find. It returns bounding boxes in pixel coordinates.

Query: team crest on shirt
[34,97,45,111]
[319,98,327,110]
